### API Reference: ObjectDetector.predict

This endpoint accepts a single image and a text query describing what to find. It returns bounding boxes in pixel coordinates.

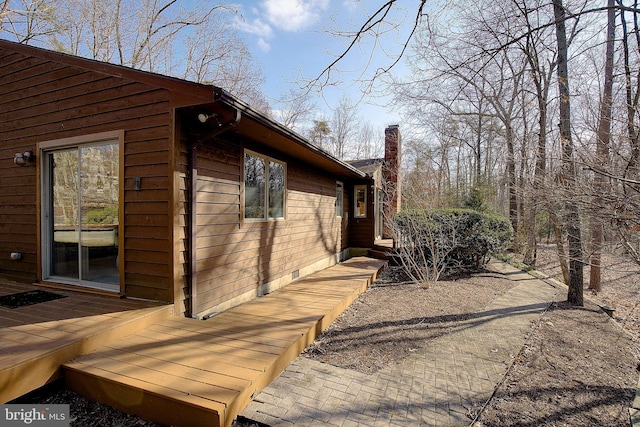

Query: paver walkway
[240,260,562,426]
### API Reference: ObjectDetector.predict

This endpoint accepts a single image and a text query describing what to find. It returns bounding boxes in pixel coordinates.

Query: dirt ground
[473,245,640,427]
[303,268,518,374]
[23,245,640,426]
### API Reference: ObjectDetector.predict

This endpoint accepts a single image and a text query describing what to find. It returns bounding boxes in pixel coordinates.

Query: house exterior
[348,125,402,240]
[0,39,394,319]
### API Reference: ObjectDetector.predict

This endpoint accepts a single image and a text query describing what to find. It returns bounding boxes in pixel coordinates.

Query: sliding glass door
[43,142,120,291]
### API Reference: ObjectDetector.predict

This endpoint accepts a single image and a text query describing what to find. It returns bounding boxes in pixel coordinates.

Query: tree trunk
[550,207,570,285]
[589,0,615,293]
[553,0,583,306]
[506,124,518,234]
[522,32,551,267]
[620,0,640,179]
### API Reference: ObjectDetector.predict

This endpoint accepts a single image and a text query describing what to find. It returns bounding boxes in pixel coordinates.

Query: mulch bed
[303,267,518,374]
[21,245,640,426]
[473,245,640,426]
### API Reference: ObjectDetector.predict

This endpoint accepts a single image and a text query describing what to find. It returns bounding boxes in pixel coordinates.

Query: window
[336,182,344,217]
[40,131,122,292]
[354,185,367,218]
[244,150,286,220]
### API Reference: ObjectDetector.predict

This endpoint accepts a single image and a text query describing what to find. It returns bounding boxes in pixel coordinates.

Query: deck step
[63,257,386,427]
[0,304,173,403]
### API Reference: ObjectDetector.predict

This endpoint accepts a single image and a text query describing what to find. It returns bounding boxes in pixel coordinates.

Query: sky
[230,0,418,137]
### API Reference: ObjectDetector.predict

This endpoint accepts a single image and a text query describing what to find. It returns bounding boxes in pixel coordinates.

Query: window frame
[243,149,287,222]
[354,185,367,219]
[38,130,124,292]
[336,181,344,218]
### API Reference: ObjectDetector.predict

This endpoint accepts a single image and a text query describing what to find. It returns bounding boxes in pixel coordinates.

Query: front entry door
[42,142,120,291]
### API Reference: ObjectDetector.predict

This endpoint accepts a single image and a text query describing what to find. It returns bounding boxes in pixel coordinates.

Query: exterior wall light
[197,113,219,124]
[14,151,34,166]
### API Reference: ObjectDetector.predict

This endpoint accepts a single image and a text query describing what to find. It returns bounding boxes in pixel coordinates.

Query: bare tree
[0,0,9,24]
[330,96,361,159]
[515,0,558,267]
[619,0,640,178]
[307,119,331,152]
[589,0,615,292]
[275,88,316,131]
[352,121,381,160]
[2,0,268,109]
[553,0,584,306]
[1,0,57,43]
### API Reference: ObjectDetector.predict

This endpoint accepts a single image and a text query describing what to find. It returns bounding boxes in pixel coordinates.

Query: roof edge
[1,38,366,179]
[213,88,367,179]
[0,38,215,102]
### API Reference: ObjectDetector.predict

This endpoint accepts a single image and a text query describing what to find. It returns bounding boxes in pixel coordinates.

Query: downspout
[188,106,241,318]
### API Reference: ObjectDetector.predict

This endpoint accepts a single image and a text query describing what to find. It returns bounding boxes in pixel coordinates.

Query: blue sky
[231,0,417,134]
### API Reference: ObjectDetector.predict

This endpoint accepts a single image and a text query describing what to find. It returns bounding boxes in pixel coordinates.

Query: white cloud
[235,0,329,50]
[235,15,274,38]
[257,38,271,52]
[261,0,329,32]
[342,0,358,13]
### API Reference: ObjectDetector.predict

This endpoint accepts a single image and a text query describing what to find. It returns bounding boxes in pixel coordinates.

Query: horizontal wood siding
[0,48,174,301]
[175,126,191,316]
[193,140,343,314]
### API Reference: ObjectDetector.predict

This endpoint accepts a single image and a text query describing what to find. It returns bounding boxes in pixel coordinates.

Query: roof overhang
[0,39,366,180]
[180,88,367,181]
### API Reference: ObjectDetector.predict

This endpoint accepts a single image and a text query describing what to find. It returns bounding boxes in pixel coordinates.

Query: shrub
[86,206,118,225]
[392,208,513,286]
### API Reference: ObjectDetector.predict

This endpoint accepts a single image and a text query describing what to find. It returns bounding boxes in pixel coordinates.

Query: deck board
[64,363,225,427]
[63,257,385,427]
[113,332,274,371]
[145,323,287,355]
[0,280,170,403]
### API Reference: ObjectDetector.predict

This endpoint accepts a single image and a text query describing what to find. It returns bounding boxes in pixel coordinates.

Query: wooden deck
[0,281,171,403]
[63,257,386,427]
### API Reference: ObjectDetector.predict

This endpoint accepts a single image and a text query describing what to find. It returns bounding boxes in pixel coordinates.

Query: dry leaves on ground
[23,245,640,426]
[476,245,640,426]
[303,268,517,374]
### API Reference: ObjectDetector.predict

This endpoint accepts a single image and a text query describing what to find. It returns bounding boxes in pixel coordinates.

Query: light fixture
[14,151,34,166]
[197,112,220,124]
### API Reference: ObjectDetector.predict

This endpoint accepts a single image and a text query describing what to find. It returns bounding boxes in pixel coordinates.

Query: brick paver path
[241,260,562,426]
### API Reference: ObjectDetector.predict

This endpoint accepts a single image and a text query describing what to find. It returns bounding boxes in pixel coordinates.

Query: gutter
[212,88,366,179]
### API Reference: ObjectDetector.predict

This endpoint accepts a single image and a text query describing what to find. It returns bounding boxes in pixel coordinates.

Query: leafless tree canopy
[312,0,640,304]
[4,0,640,304]
[0,0,268,108]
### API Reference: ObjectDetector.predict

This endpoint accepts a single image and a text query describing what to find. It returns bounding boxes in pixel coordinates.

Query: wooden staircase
[368,240,399,265]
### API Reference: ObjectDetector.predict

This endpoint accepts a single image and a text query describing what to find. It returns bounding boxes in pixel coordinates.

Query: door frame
[374,187,383,240]
[37,130,125,294]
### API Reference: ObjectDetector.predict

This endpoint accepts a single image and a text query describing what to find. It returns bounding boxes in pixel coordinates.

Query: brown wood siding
[192,139,344,314]
[0,48,176,302]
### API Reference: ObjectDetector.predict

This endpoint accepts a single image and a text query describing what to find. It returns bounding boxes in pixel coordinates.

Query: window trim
[336,181,344,218]
[354,185,367,219]
[38,130,124,293]
[243,149,287,222]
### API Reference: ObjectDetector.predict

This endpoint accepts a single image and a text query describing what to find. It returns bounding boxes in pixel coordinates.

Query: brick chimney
[382,125,401,239]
